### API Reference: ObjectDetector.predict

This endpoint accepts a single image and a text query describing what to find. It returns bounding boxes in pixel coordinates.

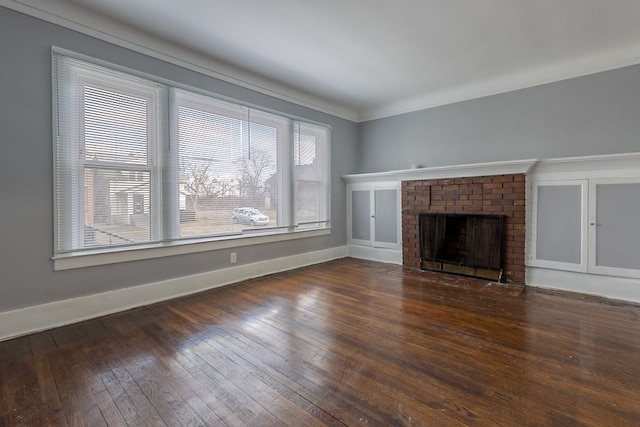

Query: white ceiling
[6,0,640,121]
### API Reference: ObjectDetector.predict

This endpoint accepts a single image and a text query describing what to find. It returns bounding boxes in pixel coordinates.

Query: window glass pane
[176,94,280,238]
[84,85,149,165]
[294,124,327,226]
[83,168,152,247]
[54,52,330,258]
[295,133,317,168]
[240,121,278,223]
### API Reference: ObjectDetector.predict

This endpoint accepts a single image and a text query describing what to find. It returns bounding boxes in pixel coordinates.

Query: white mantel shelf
[528,151,640,179]
[342,159,538,184]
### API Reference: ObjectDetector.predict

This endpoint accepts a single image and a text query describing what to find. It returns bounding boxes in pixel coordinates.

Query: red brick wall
[402,174,526,284]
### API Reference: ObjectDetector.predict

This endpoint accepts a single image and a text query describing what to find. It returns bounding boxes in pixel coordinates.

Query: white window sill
[53,227,331,271]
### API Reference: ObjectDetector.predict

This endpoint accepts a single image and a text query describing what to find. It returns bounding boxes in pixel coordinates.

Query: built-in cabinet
[345,180,402,264]
[530,178,640,279]
[341,154,640,302]
[527,153,640,302]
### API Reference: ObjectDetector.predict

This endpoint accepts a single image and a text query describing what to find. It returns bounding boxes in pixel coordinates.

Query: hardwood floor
[2,258,640,426]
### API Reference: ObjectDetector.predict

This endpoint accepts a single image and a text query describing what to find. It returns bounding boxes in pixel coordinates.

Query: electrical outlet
[230,252,237,264]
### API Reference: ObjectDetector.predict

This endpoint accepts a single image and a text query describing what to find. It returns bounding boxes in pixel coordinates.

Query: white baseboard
[346,244,402,265]
[527,267,640,304]
[0,246,347,342]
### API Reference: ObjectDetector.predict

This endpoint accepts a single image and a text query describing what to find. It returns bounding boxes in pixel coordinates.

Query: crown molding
[0,0,359,122]
[358,45,640,122]
[6,0,640,124]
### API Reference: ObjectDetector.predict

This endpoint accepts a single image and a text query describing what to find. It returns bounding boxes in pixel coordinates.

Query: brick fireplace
[401,174,526,284]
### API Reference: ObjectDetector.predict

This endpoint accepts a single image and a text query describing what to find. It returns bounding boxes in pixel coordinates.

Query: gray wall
[359,63,640,173]
[0,7,359,312]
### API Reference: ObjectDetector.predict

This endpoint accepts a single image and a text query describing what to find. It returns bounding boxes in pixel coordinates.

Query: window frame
[293,122,331,228]
[171,88,291,238]
[52,48,331,271]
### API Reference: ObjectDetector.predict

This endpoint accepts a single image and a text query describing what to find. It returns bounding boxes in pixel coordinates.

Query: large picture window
[53,51,330,263]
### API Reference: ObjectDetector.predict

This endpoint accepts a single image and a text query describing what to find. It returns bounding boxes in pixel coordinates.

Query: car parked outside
[232,207,270,226]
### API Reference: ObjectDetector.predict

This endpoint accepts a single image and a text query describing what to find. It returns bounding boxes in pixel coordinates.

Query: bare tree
[239,150,274,205]
[181,160,236,212]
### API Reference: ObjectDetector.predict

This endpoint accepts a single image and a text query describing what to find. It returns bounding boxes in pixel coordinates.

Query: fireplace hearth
[419,213,504,281]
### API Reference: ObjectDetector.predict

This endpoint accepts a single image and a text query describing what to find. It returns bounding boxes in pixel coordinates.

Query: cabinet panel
[347,183,400,255]
[374,189,398,245]
[351,190,371,241]
[536,185,583,264]
[530,178,640,279]
[595,182,640,270]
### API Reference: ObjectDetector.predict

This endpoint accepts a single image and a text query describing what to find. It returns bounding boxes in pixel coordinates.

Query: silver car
[232,207,270,226]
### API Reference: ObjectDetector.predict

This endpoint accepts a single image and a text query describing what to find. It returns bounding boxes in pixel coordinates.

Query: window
[174,89,288,239]
[294,123,330,229]
[53,50,330,263]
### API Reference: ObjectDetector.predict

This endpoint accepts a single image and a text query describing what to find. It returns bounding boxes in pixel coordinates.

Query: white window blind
[294,122,329,228]
[54,54,165,253]
[53,50,330,256]
[174,90,288,238]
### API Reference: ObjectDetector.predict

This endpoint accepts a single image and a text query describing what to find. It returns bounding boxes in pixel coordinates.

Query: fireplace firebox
[419,213,504,281]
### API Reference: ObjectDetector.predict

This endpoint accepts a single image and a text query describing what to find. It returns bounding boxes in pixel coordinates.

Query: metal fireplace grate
[419,213,504,281]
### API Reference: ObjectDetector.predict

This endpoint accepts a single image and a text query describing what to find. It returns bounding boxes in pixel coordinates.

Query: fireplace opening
[419,213,504,281]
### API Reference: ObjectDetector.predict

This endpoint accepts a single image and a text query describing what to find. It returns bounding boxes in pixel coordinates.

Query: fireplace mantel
[343,159,537,184]
[344,152,640,299]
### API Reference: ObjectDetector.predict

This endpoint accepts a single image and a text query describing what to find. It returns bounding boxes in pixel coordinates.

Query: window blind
[53,50,330,256]
[54,54,165,253]
[294,122,329,227]
[174,89,286,238]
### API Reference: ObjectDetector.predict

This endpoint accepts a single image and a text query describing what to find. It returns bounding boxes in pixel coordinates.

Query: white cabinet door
[530,178,640,279]
[529,180,588,272]
[350,189,371,243]
[347,183,400,250]
[373,188,400,248]
[589,179,640,278]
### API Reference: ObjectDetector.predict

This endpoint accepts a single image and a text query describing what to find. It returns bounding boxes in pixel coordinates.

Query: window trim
[52,47,331,128]
[52,227,331,271]
[171,88,292,237]
[294,122,330,226]
[52,47,331,269]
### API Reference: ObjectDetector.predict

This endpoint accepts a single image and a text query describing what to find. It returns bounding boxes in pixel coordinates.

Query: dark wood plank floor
[2,258,640,426]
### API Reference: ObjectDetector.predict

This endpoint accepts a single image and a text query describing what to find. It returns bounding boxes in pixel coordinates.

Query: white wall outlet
[230,252,237,264]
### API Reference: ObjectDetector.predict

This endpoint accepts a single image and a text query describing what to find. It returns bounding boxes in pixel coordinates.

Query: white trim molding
[527,267,640,304]
[0,0,357,121]
[343,159,537,184]
[0,246,347,342]
[53,228,331,270]
[347,245,402,265]
[359,44,640,122]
